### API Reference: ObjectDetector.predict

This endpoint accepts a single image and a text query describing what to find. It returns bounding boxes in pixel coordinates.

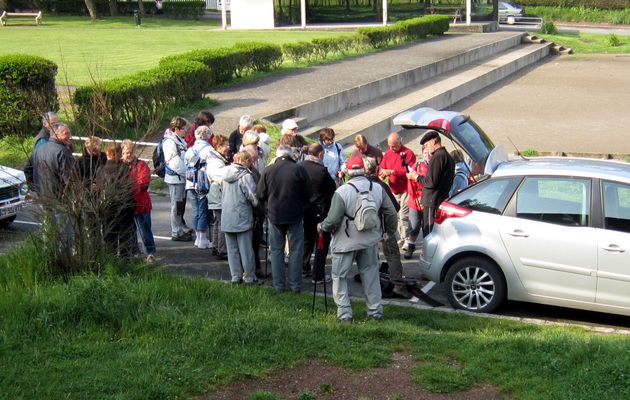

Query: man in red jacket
[122,140,156,263]
[378,132,416,248]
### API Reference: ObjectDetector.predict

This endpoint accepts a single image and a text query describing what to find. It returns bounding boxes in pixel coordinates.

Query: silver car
[498,1,524,24]
[420,156,630,316]
[0,165,28,227]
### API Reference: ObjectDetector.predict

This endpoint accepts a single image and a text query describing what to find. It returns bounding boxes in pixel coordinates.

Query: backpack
[344,181,379,235]
[152,138,179,179]
[185,148,210,196]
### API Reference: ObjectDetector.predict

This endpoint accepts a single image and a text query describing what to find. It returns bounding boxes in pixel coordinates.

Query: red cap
[347,155,364,170]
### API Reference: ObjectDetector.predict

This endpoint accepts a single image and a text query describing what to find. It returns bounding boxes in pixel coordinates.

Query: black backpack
[152,139,167,178]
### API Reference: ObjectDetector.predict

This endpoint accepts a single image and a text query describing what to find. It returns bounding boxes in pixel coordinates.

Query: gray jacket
[220,163,259,233]
[320,175,397,254]
[206,149,229,210]
[32,138,75,200]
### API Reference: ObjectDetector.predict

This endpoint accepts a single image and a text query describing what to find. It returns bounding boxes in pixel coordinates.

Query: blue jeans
[406,207,423,240]
[187,189,208,231]
[135,212,156,255]
[269,220,304,293]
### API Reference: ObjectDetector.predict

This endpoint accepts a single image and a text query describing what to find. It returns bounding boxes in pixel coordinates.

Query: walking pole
[311,232,328,316]
[264,217,269,277]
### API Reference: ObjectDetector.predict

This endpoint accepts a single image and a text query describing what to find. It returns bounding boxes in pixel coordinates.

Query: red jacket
[407,160,428,210]
[128,158,152,215]
[185,124,214,148]
[379,145,416,195]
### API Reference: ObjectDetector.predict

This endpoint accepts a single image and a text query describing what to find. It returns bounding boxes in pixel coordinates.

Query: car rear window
[450,177,520,215]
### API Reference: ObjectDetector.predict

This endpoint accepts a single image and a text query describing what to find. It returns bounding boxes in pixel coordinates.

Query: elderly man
[319,155,398,323]
[378,132,416,250]
[33,111,60,149]
[229,115,254,160]
[257,144,313,293]
[407,131,455,237]
[31,122,75,200]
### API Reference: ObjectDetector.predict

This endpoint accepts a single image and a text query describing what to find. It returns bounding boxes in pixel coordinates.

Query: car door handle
[506,229,529,238]
[602,244,626,253]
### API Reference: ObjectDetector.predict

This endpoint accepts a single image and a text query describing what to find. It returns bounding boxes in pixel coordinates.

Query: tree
[138,0,146,17]
[84,0,98,19]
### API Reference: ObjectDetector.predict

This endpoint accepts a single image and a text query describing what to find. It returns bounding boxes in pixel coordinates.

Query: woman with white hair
[184,125,213,249]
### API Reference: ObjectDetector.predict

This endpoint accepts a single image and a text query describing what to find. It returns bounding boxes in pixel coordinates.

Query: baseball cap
[282,119,298,131]
[347,155,365,170]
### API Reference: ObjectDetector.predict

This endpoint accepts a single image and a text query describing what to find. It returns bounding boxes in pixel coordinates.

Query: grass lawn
[0,16,354,86]
[539,31,630,54]
[2,239,630,399]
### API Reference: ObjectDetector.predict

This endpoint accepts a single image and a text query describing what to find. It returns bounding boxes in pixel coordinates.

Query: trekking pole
[264,217,269,277]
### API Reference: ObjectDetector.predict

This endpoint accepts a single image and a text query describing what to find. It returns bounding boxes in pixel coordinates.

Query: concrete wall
[231,0,274,29]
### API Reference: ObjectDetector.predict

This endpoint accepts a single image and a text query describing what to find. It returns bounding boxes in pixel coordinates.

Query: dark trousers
[303,214,330,280]
[422,206,436,238]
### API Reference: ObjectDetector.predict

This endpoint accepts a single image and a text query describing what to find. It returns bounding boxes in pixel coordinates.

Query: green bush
[282,41,319,64]
[0,54,58,138]
[517,0,629,10]
[539,20,558,34]
[233,41,284,74]
[162,0,205,19]
[358,15,450,49]
[73,59,208,136]
[26,0,158,15]
[607,33,622,47]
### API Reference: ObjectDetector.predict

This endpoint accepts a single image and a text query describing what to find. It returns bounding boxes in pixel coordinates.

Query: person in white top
[163,116,190,241]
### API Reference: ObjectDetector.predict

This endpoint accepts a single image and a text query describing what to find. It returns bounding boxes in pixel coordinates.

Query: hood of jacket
[223,163,249,183]
[455,161,470,177]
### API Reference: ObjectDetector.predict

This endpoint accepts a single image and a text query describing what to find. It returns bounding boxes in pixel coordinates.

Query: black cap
[420,130,440,145]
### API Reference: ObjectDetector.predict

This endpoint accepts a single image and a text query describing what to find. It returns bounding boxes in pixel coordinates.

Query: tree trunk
[109,0,118,16]
[84,0,98,19]
[138,0,146,17]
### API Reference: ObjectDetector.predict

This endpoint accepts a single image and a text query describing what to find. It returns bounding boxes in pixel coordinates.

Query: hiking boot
[146,254,156,264]
[367,314,383,321]
[312,275,332,284]
[171,232,192,242]
[392,285,412,299]
[403,244,416,260]
[215,252,228,260]
[338,317,353,324]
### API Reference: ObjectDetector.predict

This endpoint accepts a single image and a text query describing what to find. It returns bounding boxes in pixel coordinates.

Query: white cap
[281,119,298,132]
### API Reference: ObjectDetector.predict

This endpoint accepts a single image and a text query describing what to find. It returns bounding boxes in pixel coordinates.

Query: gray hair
[276,144,292,158]
[347,167,364,177]
[239,115,254,130]
[363,157,378,176]
[42,111,58,126]
[51,122,69,136]
[195,125,212,140]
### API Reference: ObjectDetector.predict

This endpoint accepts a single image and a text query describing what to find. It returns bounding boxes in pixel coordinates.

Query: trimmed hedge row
[0,54,58,138]
[73,15,449,136]
[517,0,629,10]
[7,0,201,17]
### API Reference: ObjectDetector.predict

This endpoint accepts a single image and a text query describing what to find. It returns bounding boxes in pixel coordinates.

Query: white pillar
[466,0,471,25]
[301,0,306,28]
[221,0,227,30]
[382,0,387,26]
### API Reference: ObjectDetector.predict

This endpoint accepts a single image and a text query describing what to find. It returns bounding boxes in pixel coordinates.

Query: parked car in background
[498,1,524,24]
[0,165,28,227]
[421,155,630,317]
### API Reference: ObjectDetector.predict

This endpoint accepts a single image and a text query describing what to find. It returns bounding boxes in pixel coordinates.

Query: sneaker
[302,270,312,278]
[403,244,416,260]
[215,252,228,260]
[392,285,412,299]
[312,275,332,284]
[183,225,194,234]
[171,232,192,242]
[146,254,156,263]
[338,317,353,324]
[197,239,212,249]
[367,314,383,321]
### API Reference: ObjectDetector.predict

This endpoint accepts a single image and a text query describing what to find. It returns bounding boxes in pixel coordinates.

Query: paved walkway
[203,31,522,135]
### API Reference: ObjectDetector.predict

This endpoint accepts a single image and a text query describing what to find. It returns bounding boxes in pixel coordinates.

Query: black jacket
[418,146,455,208]
[257,156,313,225]
[302,157,337,222]
[77,150,107,184]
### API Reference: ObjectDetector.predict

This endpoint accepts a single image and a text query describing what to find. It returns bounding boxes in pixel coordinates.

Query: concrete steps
[292,39,552,153]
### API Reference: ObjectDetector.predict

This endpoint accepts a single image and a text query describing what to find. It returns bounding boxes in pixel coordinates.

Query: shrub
[161,47,240,85]
[162,0,205,19]
[539,21,558,34]
[607,33,622,46]
[516,0,629,11]
[73,59,208,136]
[0,54,58,138]
[233,41,284,74]
[282,41,319,64]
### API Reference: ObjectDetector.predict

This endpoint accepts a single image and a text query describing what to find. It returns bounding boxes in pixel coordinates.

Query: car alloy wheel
[445,257,506,313]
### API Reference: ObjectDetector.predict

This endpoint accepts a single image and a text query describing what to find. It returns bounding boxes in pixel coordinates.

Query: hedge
[517,0,629,9]
[7,0,202,17]
[358,15,450,49]
[0,54,58,138]
[73,60,208,136]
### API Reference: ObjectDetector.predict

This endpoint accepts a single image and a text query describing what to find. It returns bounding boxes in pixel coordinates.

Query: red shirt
[407,160,428,210]
[379,145,416,194]
[128,158,152,215]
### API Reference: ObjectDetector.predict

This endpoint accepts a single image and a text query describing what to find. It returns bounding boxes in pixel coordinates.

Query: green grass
[2,243,630,399]
[538,31,630,53]
[527,6,630,25]
[0,16,354,86]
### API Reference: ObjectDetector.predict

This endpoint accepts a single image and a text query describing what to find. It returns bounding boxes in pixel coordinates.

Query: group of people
[27,112,156,261]
[27,109,471,323]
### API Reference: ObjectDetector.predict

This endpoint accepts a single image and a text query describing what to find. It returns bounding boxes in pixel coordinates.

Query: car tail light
[434,201,471,224]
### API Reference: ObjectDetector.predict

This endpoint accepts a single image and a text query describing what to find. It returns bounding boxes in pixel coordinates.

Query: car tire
[0,215,16,228]
[445,257,506,313]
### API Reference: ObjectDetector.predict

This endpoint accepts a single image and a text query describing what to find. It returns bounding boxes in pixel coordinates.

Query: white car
[394,107,630,317]
[499,1,524,24]
[422,155,630,316]
[0,165,28,227]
